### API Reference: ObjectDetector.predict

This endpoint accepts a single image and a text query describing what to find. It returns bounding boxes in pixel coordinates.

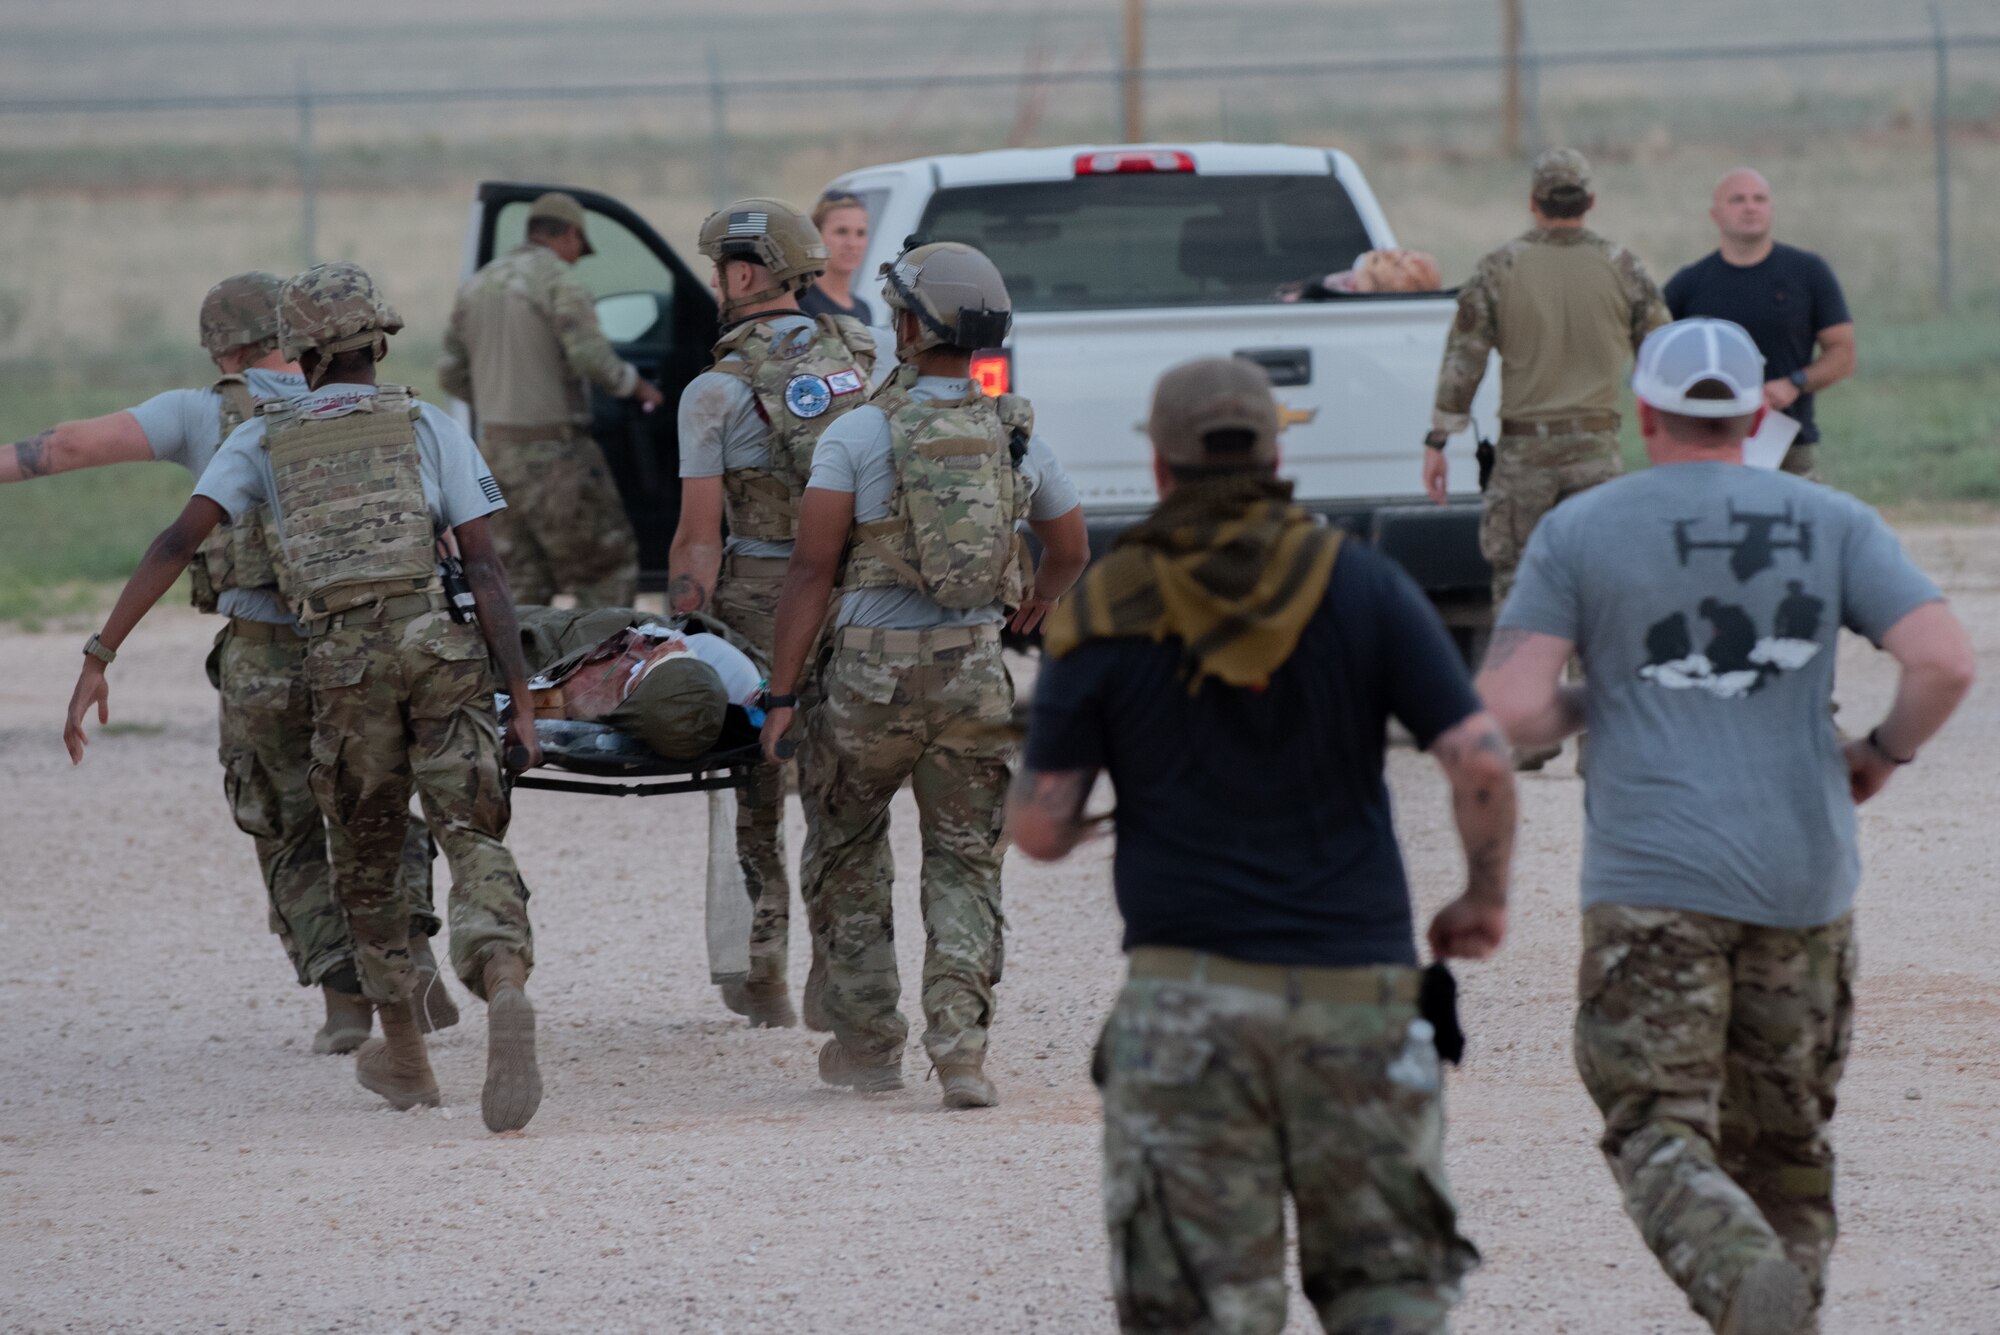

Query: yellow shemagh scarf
[1043,475,1341,692]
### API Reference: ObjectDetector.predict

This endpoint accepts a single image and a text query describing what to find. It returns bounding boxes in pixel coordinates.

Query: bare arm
[1005,766,1098,861]
[63,496,228,762]
[667,475,725,614]
[1844,599,1975,803]
[1013,504,1090,634]
[758,486,853,762]
[2,411,153,484]
[1806,322,1857,392]
[1424,709,1517,960]
[454,515,541,773]
[1475,626,1585,748]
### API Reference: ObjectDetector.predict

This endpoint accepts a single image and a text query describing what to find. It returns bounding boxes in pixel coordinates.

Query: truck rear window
[917,174,1373,313]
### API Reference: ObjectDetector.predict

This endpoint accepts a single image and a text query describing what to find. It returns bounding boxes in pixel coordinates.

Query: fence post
[1931,2,1952,311]
[296,60,318,267]
[707,45,729,209]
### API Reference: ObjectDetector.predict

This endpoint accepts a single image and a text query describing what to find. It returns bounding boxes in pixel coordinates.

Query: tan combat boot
[817,1038,903,1093]
[313,985,373,1055]
[354,999,441,1109]
[1721,1256,1812,1335]
[718,979,751,1017]
[801,952,831,1033]
[936,1055,999,1110]
[743,978,798,1029]
[407,928,461,1034]
[481,952,543,1133]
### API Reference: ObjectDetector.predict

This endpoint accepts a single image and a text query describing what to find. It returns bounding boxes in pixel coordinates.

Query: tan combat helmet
[198,271,286,361]
[879,241,1012,356]
[697,198,827,319]
[277,261,405,389]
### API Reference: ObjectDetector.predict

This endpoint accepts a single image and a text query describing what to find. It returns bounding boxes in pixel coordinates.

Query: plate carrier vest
[188,375,293,614]
[841,366,1033,611]
[261,386,439,621]
[709,313,876,542]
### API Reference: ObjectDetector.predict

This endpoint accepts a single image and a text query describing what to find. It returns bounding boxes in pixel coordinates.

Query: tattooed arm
[1474,625,1585,747]
[1005,766,1099,862]
[667,475,724,614]
[2,411,152,484]
[1425,709,1516,960]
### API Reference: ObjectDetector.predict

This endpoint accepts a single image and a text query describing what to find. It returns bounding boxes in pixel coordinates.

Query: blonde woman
[798,191,874,324]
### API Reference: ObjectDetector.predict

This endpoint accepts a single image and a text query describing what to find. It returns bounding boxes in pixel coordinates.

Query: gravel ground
[3,527,1997,1334]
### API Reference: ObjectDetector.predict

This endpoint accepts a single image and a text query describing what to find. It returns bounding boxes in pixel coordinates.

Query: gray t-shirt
[807,376,1081,630]
[196,384,506,543]
[1500,462,1942,928]
[128,367,307,626]
[675,314,823,561]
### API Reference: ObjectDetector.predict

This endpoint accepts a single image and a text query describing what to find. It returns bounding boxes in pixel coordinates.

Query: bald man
[1665,169,1856,479]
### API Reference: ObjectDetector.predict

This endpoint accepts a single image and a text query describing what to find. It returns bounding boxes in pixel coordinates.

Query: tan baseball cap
[1147,357,1280,469]
[528,191,595,257]
[1532,147,1591,198]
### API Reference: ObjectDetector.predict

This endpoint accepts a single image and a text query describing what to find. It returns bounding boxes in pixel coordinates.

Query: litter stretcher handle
[506,743,532,772]
[773,737,796,761]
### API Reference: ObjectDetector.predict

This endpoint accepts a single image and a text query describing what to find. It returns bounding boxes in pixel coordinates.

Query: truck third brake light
[1073,150,1196,176]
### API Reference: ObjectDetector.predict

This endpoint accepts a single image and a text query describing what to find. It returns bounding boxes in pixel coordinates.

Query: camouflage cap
[1147,357,1280,469]
[277,262,404,384]
[609,655,727,760]
[528,191,595,257]
[1532,147,1591,199]
[198,271,285,359]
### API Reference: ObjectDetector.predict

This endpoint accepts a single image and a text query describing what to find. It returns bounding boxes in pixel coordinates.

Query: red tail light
[1074,150,1195,176]
[970,349,1012,396]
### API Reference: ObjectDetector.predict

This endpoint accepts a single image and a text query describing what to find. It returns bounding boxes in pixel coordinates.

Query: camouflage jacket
[439,242,637,428]
[1432,226,1669,433]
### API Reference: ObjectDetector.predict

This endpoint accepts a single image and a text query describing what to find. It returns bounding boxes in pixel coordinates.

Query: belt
[1500,412,1620,438]
[308,589,451,637]
[479,421,581,446]
[834,622,1000,654]
[724,554,791,579]
[1126,946,1422,1005]
[226,617,305,643]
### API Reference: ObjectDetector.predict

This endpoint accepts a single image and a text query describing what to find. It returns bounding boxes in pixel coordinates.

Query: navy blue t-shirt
[797,284,873,326]
[1025,541,1481,968]
[1664,243,1851,444]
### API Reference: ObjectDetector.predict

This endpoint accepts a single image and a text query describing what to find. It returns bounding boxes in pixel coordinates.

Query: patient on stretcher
[510,606,766,769]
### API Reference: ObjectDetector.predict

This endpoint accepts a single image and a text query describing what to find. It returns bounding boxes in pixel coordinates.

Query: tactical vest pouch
[264,387,437,618]
[189,376,260,614]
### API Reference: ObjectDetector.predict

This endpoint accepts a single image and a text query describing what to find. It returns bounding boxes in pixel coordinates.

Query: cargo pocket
[1358,1153,1481,1288]
[410,618,496,721]
[1105,1149,1214,1331]
[828,651,901,708]
[204,628,228,691]
[222,749,283,842]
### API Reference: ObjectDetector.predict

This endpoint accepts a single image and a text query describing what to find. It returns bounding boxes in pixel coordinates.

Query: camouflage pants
[304,610,534,1005]
[798,633,1012,1066]
[1781,442,1820,481]
[1480,431,1621,604]
[712,558,797,989]
[481,429,638,608]
[210,621,437,987]
[1575,904,1856,1330]
[1095,969,1477,1334]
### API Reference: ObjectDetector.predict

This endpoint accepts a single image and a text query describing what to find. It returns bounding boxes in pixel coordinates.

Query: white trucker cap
[1631,318,1766,417]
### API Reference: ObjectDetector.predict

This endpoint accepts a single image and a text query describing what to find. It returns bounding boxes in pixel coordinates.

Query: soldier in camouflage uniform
[668,197,878,1029]
[1478,319,1974,1334]
[66,262,549,1135]
[439,191,663,607]
[3,273,447,1054]
[759,243,1090,1107]
[1010,357,1520,1333]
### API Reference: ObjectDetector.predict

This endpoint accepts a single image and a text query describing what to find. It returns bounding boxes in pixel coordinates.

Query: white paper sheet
[1742,409,1800,470]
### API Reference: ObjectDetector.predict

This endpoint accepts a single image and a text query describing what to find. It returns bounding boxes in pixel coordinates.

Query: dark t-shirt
[1025,542,1481,968]
[797,284,873,326]
[1664,243,1851,443]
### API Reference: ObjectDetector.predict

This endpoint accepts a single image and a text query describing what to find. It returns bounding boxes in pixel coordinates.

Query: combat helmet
[879,242,1012,356]
[198,271,286,361]
[277,262,404,388]
[697,198,827,319]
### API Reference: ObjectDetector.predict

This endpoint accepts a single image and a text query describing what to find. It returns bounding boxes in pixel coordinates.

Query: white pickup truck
[465,143,1498,636]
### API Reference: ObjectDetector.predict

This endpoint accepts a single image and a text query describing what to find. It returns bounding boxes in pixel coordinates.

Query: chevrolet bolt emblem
[1275,402,1319,431]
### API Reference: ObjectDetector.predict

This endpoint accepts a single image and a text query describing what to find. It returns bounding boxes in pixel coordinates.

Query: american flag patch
[826,369,864,396]
[727,211,769,236]
[480,474,504,504]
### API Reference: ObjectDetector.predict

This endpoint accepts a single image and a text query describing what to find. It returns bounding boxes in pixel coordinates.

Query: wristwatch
[758,690,798,711]
[1787,369,1809,391]
[1423,429,1450,451]
[82,633,116,666]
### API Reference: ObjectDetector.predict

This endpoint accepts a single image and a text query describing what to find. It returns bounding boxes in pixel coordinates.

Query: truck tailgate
[1009,298,1493,507]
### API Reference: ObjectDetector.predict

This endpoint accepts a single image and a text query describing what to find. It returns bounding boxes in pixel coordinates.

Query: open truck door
[468,182,719,590]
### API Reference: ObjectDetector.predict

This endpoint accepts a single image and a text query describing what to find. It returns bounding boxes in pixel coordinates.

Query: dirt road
[3,528,1997,1334]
